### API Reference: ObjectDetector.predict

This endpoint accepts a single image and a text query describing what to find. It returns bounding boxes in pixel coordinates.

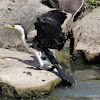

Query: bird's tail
[55,65,75,86]
[42,48,75,86]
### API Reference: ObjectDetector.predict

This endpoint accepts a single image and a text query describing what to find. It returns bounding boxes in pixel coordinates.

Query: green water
[1,47,100,100]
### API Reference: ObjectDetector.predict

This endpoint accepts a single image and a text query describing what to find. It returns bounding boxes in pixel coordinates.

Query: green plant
[89,0,100,6]
[88,0,100,13]
[89,0,96,4]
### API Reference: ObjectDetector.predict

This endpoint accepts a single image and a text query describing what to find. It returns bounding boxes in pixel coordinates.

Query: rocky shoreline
[0,48,62,98]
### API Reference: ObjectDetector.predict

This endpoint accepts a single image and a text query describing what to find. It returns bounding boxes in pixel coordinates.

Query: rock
[59,0,84,21]
[0,0,43,51]
[73,69,100,81]
[0,0,84,52]
[73,7,100,62]
[0,48,61,98]
[41,0,84,21]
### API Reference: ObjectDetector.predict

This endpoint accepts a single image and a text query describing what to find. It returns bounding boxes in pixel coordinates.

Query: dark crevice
[41,0,59,9]
[73,5,84,21]
[0,86,2,96]
[79,50,100,64]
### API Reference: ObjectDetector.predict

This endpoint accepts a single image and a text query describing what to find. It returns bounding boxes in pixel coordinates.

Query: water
[1,47,100,100]
[1,81,100,100]
[37,81,100,100]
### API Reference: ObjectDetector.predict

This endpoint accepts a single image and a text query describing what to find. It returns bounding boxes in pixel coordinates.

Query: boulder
[59,0,84,15]
[59,0,84,21]
[0,0,44,51]
[0,0,84,52]
[73,7,100,63]
[0,48,61,98]
[41,0,84,21]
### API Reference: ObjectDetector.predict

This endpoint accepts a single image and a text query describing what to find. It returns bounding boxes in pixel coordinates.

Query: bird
[5,10,75,86]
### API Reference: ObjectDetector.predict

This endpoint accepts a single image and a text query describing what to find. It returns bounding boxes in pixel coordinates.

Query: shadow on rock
[6,56,59,76]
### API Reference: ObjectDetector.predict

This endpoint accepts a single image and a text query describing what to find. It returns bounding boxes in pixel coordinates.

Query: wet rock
[0,48,61,98]
[73,7,100,63]
[73,69,100,81]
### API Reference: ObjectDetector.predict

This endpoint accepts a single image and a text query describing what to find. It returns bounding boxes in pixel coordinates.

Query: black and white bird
[5,10,75,86]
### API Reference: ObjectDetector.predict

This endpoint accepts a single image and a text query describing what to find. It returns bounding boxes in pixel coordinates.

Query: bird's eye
[12,25,14,27]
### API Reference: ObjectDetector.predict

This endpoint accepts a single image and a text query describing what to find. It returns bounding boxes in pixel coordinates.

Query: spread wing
[34,10,67,50]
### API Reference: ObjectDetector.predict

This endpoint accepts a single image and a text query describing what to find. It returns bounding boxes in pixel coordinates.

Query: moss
[0,77,61,98]
[0,83,18,98]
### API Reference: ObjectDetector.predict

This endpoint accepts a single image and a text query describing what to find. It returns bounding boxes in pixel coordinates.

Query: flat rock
[73,7,100,62]
[0,48,61,98]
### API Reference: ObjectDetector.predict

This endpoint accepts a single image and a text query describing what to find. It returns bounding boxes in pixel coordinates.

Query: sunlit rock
[0,48,61,98]
[73,7,100,63]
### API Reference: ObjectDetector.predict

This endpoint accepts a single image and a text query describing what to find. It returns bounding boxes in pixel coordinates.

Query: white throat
[18,27,45,67]
[18,27,25,40]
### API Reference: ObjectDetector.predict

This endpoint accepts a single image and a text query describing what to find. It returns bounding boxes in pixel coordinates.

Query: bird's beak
[4,25,15,29]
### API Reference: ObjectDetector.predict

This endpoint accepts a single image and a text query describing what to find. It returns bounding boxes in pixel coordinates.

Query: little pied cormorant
[5,10,75,86]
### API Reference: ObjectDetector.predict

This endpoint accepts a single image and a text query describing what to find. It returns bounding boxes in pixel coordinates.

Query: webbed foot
[35,67,42,70]
[46,66,56,71]
[71,55,77,61]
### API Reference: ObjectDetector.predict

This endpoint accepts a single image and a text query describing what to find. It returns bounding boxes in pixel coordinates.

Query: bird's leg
[67,30,76,61]
[30,48,45,70]
[43,49,59,71]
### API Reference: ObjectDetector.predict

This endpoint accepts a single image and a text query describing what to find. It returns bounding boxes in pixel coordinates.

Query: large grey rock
[73,7,100,62]
[0,0,43,51]
[59,0,84,14]
[41,0,84,21]
[0,0,84,52]
[59,0,84,20]
[0,48,61,98]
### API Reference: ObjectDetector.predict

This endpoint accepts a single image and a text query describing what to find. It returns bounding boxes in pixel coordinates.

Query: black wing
[34,10,67,50]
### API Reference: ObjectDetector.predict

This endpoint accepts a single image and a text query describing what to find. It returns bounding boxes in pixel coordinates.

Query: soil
[79,0,100,19]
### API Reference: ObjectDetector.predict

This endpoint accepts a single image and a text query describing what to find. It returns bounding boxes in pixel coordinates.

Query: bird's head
[5,24,27,39]
[5,24,24,32]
